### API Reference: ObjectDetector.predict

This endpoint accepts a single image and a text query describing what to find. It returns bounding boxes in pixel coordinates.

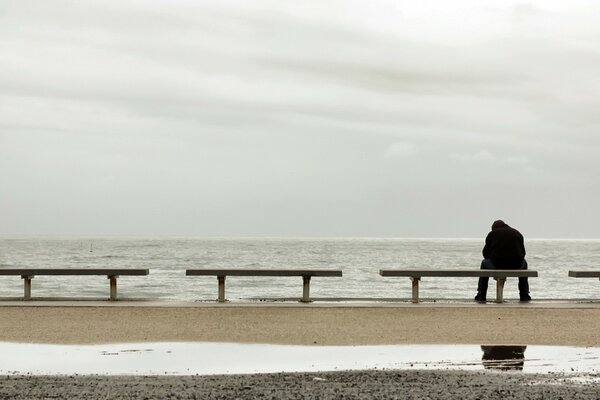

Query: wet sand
[1,370,599,400]
[0,303,598,346]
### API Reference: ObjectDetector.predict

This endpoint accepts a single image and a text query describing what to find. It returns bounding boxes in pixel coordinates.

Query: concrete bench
[0,268,149,300]
[379,269,538,303]
[569,271,600,280]
[186,269,343,302]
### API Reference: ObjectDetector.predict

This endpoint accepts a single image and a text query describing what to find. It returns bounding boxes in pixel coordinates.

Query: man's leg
[476,259,494,301]
[519,259,531,301]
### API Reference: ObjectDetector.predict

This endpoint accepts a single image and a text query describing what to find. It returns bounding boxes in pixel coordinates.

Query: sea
[0,237,599,301]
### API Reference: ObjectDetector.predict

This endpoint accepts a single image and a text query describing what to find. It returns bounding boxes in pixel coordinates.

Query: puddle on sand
[0,343,598,376]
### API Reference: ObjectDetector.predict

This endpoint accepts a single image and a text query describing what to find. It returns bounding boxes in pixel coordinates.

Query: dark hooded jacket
[482,222,526,268]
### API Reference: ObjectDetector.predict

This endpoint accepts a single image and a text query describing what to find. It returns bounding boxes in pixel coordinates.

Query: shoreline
[0,302,598,346]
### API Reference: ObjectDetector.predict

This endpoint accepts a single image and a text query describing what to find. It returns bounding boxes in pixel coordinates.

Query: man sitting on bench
[475,219,532,302]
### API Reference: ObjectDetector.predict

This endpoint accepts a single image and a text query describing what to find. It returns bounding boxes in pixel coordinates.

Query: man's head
[491,220,506,230]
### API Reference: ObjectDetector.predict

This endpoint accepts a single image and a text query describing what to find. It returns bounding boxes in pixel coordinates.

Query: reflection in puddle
[481,345,527,371]
[0,342,598,376]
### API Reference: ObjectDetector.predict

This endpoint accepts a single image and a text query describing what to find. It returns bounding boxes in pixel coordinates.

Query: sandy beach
[0,302,598,346]
[2,302,599,399]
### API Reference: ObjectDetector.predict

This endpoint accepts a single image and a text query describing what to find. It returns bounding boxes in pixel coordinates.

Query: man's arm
[482,233,492,259]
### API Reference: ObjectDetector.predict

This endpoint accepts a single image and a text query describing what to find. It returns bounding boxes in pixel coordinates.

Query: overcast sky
[1,0,599,238]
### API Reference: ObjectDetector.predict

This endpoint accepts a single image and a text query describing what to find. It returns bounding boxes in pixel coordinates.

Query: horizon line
[0,234,599,241]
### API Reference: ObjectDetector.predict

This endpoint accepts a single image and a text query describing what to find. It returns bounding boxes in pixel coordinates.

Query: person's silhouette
[475,220,531,302]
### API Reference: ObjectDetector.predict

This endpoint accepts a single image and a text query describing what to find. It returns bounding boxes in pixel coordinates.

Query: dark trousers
[477,259,529,295]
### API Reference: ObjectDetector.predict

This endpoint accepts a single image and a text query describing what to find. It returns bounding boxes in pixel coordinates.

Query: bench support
[217,276,226,302]
[302,276,311,302]
[108,276,119,301]
[494,277,506,303]
[410,277,420,303]
[22,275,33,300]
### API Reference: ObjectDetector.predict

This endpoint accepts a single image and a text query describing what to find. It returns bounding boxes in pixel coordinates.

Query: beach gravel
[1,370,598,399]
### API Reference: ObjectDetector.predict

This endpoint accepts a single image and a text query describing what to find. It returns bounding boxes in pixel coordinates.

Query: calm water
[0,237,599,301]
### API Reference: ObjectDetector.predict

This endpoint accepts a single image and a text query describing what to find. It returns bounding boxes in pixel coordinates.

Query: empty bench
[379,269,538,303]
[186,269,343,302]
[0,268,149,300]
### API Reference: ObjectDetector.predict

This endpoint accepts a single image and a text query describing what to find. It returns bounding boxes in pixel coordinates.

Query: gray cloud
[1,0,599,237]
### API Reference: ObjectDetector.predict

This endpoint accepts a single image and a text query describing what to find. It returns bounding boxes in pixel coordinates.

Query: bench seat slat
[186,269,342,277]
[379,269,537,278]
[569,271,600,278]
[0,269,149,276]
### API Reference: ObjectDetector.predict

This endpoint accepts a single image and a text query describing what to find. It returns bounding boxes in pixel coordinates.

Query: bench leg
[410,277,420,303]
[217,276,226,302]
[22,276,33,300]
[495,278,506,303]
[109,276,118,301]
[301,276,311,303]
